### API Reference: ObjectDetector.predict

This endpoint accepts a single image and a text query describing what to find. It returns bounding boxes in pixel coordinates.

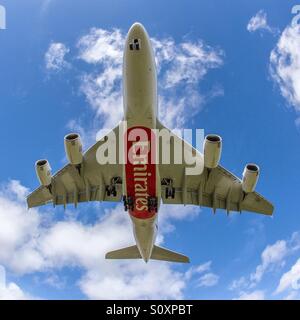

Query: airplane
[27,22,274,263]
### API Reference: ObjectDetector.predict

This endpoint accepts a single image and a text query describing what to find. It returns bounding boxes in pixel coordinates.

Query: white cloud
[283,290,299,300]
[0,181,44,274]
[79,71,123,131]
[229,276,248,291]
[43,273,66,289]
[270,24,300,111]
[247,10,276,34]
[236,290,265,300]
[80,261,186,300]
[158,204,200,235]
[74,27,223,134]
[157,40,223,88]
[229,232,300,296]
[45,42,70,71]
[40,212,188,299]
[184,261,219,288]
[228,231,300,300]
[78,28,123,65]
[275,258,300,294]
[229,240,289,292]
[197,273,219,287]
[153,37,224,129]
[77,28,124,131]
[185,261,211,280]
[0,180,213,299]
[250,240,288,285]
[0,265,30,300]
[39,205,132,269]
[38,203,204,299]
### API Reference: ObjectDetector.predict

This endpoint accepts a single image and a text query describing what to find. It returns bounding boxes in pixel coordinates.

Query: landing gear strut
[162,178,175,199]
[106,185,117,197]
[123,195,134,211]
[148,196,158,212]
[106,177,121,197]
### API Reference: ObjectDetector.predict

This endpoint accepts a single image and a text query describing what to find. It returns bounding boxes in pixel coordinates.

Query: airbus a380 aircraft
[27,23,274,263]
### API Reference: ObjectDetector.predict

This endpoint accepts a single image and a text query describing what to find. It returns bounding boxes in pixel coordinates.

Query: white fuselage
[123,23,160,262]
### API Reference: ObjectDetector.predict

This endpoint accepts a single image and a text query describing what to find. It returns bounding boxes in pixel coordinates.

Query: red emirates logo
[125,126,156,219]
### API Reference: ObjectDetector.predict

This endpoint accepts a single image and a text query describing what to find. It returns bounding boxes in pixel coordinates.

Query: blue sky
[0,0,300,300]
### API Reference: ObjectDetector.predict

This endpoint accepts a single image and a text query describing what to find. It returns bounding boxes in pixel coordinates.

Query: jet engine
[204,134,222,169]
[64,133,83,165]
[35,159,52,186]
[242,163,260,193]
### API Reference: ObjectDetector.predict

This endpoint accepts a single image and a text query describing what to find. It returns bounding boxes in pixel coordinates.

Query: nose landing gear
[123,195,134,211]
[123,195,158,213]
[148,196,158,213]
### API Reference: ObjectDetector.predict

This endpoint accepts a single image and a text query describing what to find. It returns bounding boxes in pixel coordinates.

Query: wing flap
[161,187,273,215]
[27,178,122,208]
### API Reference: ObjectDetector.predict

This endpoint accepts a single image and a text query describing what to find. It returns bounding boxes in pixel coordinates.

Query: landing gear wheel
[106,177,121,198]
[165,187,175,199]
[148,197,158,212]
[123,195,128,211]
[123,196,134,211]
[106,185,117,197]
[127,196,134,211]
[165,188,169,199]
[106,186,111,197]
[171,187,175,199]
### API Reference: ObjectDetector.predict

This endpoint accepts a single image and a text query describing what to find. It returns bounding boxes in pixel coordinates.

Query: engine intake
[242,163,260,193]
[64,133,83,165]
[204,134,222,169]
[35,159,52,186]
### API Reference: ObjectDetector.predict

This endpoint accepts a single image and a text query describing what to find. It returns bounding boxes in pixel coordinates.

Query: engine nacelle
[204,134,222,169]
[64,133,83,165]
[242,163,260,193]
[35,159,52,186]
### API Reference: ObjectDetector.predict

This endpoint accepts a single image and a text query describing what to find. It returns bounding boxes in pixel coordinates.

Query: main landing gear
[162,178,175,199]
[106,177,122,197]
[106,185,117,197]
[122,196,158,213]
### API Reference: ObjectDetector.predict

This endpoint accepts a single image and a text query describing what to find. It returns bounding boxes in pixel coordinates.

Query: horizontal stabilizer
[105,245,190,263]
[105,245,141,260]
[151,245,190,263]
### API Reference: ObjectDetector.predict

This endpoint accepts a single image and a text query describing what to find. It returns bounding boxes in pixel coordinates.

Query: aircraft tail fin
[105,245,141,260]
[151,245,190,263]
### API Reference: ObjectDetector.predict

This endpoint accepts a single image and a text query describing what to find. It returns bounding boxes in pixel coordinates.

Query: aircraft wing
[157,121,274,216]
[27,126,123,209]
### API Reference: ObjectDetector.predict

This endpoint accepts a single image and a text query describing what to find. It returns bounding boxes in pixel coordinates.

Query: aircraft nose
[128,22,147,39]
[129,22,145,34]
